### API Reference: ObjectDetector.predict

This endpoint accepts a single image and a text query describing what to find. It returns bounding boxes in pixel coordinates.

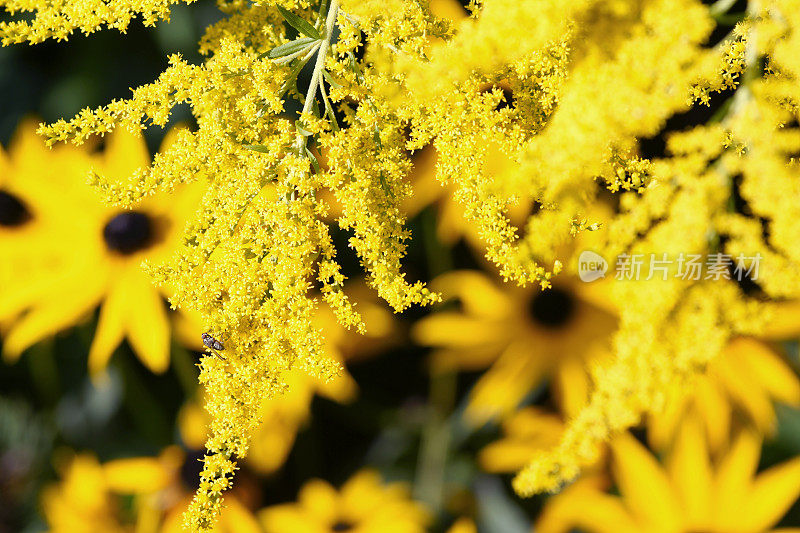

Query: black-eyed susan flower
[0,120,201,373]
[536,415,800,533]
[649,336,800,453]
[0,120,95,329]
[412,270,616,424]
[258,470,430,533]
[41,447,261,533]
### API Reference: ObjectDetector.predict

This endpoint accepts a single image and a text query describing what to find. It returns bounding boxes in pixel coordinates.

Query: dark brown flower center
[0,190,32,227]
[331,520,355,531]
[103,211,153,254]
[529,287,575,328]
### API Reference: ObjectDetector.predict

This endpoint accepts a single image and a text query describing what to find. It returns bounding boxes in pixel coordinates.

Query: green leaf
[266,37,317,59]
[322,70,343,89]
[304,147,321,174]
[318,0,330,18]
[295,120,313,137]
[243,144,271,153]
[276,6,322,40]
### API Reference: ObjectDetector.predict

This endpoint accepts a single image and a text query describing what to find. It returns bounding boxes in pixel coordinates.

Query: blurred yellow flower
[446,518,477,533]
[412,270,616,424]
[478,407,567,474]
[0,120,200,374]
[649,335,800,453]
[258,469,429,533]
[537,416,800,533]
[0,119,96,329]
[41,447,261,533]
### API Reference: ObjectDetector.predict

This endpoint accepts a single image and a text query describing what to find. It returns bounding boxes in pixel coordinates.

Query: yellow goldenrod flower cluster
[4,0,800,530]
[0,0,196,45]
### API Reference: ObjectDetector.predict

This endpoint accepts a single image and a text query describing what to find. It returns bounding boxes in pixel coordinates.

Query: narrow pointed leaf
[304,147,321,174]
[266,37,316,59]
[322,70,343,89]
[295,120,313,137]
[276,6,322,39]
[243,144,271,153]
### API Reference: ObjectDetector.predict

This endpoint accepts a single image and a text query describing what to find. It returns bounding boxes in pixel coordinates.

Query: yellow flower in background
[478,407,567,474]
[0,119,95,329]
[41,453,127,533]
[258,470,429,533]
[178,282,400,474]
[446,518,477,533]
[41,447,261,533]
[536,416,800,533]
[649,336,800,453]
[412,270,616,424]
[0,120,201,373]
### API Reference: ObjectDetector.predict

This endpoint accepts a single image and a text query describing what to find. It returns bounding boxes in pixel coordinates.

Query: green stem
[302,0,340,118]
[710,0,739,17]
[413,370,457,515]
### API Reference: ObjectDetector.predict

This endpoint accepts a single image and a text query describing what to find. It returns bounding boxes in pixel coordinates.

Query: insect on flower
[201,332,226,360]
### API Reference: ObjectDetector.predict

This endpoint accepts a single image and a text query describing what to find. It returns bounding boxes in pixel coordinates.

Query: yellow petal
[429,270,514,320]
[429,345,502,373]
[740,456,800,531]
[465,341,549,425]
[219,497,262,533]
[122,272,171,373]
[537,477,639,533]
[692,377,731,454]
[666,415,712,530]
[103,128,150,178]
[314,366,358,403]
[134,496,160,533]
[297,479,339,523]
[103,457,170,494]
[479,408,564,473]
[259,504,324,533]
[161,498,192,533]
[446,518,476,533]
[648,387,687,451]
[402,147,442,217]
[610,433,682,533]
[2,278,103,361]
[171,307,206,352]
[553,355,591,418]
[177,401,209,450]
[715,348,776,433]
[411,312,508,347]
[733,337,800,406]
[712,428,761,529]
[0,260,95,324]
[760,300,800,340]
[246,415,299,475]
[88,281,128,375]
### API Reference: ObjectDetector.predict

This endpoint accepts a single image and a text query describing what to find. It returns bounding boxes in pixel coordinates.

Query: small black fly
[201,332,226,359]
